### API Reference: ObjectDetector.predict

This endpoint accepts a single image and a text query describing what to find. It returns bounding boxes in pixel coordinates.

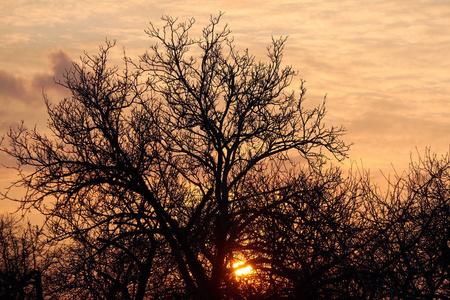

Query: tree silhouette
[3,15,450,299]
[356,151,450,299]
[137,13,349,297]
[1,14,350,299]
[0,214,48,300]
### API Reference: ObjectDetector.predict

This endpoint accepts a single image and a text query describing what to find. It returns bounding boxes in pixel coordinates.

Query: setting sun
[233,261,253,276]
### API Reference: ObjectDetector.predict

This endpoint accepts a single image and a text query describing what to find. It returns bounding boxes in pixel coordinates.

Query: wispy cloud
[1,0,450,176]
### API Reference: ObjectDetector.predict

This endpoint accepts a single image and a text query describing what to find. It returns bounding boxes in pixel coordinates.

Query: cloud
[0,47,74,140]
[0,48,72,107]
[2,33,33,45]
[1,0,450,180]
[32,48,73,92]
[0,70,26,100]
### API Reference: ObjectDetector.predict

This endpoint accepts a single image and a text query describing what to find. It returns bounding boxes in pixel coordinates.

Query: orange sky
[1,0,450,213]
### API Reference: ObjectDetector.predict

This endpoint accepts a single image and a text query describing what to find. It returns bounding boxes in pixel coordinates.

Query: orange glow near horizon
[233,261,253,276]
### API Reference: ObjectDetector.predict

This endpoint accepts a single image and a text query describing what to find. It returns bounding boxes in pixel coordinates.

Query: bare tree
[2,14,349,298]
[2,40,165,299]
[357,151,450,299]
[136,14,349,297]
[0,214,47,300]
[229,164,372,299]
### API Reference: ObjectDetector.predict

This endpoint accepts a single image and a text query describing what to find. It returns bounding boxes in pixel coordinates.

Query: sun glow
[233,261,253,276]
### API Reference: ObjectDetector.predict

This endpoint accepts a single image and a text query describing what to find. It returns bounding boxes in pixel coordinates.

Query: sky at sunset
[1,0,450,214]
